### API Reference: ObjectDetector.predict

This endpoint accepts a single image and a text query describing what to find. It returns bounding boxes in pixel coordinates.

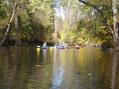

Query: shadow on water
[0,47,119,89]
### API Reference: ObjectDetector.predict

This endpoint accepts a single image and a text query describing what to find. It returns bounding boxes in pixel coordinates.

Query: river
[0,47,119,89]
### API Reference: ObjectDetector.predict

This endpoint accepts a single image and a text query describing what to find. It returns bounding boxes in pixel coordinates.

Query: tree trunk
[0,2,17,46]
[112,0,119,51]
[15,13,19,30]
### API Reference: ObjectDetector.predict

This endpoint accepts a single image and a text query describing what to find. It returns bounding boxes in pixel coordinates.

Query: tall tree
[112,0,119,51]
[78,0,119,48]
[0,1,17,46]
[0,0,54,45]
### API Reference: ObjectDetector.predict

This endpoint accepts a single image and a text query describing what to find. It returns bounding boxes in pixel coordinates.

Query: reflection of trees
[75,48,113,89]
[27,48,53,89]
[50,48,64,89]
[1,47,17,89]
[111,52,119,89]
[0,47,37,89]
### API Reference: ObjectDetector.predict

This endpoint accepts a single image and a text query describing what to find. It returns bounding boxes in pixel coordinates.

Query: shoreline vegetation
[0,39,113,48]
[0,0,119,52]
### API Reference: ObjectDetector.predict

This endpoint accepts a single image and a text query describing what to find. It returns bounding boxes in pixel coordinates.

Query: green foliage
[0,0,7,18]
[25,0,54,42]
[0,0,54,45]
[0,0,115,46]
[77,0,113,46]
[58,0,113,47]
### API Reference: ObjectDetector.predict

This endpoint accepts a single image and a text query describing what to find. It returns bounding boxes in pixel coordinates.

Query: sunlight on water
[36,48,40,57]
[0,47,118,89]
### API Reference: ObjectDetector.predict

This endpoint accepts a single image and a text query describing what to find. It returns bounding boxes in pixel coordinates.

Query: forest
[0,0,119,50]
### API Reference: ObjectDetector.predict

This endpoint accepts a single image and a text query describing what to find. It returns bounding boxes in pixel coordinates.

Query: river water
[0,47,119,89]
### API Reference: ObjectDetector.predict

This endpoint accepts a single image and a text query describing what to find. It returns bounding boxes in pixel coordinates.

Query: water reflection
[51,48,64,89]
[111,52,119,89]
[0,47,37,89]
[0,47,17,89]
[36,48,48,65]
[0,47,119,89]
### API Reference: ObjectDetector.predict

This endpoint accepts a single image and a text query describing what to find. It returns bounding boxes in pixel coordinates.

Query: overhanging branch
[79,0,103,15]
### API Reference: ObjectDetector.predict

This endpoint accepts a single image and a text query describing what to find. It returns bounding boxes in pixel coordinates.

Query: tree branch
[79,0,103,15]
[0,2,17,46]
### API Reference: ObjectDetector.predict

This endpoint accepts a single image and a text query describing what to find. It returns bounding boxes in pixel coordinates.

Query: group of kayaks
[37,42,80,49]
